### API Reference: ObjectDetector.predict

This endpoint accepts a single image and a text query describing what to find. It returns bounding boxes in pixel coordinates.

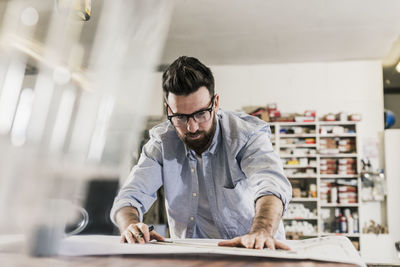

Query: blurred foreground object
[56,0,91,21]
[0,0,172,257]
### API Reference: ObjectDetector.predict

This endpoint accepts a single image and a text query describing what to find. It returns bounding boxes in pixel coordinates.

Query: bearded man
[110,56,292,250]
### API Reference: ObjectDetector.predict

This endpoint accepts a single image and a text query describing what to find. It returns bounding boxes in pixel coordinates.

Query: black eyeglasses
[165,95,215,127]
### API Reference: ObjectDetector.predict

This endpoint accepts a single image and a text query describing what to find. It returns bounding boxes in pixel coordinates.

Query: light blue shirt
[110,110,292,240]
[193,155,221,238]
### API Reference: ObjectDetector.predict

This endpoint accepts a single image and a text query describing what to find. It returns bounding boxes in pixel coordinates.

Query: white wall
[212,61,384,143]
[149,60,385,143]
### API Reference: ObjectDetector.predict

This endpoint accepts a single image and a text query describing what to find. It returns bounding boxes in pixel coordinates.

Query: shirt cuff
[110,198,144,226]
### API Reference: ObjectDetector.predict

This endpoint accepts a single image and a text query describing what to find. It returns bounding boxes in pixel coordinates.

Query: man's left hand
[217,230,290,250]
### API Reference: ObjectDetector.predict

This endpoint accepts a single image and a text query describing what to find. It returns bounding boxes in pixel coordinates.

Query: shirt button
[190,216,194,221]
[191,168,195,173]
[192,192,197,197]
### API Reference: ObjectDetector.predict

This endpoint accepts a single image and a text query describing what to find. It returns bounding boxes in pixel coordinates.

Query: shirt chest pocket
[220,173,254,234]
[220,160,254,207]
[222,160,247,189]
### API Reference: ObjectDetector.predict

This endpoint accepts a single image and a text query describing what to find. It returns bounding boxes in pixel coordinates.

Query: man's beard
[179,115,217,155]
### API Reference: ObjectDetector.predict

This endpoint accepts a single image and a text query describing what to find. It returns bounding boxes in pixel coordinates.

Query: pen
[137,225,154,239]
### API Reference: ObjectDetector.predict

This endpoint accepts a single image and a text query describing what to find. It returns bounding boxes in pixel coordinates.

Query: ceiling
[2,0,400,86]
[161,0,400,67]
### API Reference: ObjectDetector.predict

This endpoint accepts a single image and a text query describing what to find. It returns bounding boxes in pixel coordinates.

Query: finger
[243,236,255,249]
[218,237,242,247]
[124,230,136,244]
[275,240,291,250]
[264,238,276,250]
[136,223,150,243]
[120,234,127,243]
[150,230,165,241]
[254,236,266,250]
[128,225,145,244]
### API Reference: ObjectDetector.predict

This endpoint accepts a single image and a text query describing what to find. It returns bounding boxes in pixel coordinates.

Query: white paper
[58,235,366,267]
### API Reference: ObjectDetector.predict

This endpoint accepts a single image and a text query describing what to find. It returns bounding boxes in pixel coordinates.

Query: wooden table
[0,252,359,267]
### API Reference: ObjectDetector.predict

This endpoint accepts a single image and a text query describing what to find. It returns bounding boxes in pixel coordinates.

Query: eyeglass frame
[164,94,216,127]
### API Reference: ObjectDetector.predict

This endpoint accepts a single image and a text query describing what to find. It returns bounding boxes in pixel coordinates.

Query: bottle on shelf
[344,208,354,234]
[333,208,341,233]
[330,186,338,203]
[340,213,347,233]
[353,213,359,233]
[308,184,317,198]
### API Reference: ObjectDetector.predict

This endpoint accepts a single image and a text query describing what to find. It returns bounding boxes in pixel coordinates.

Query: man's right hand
[120,222,165,244]
[115,207,165,244]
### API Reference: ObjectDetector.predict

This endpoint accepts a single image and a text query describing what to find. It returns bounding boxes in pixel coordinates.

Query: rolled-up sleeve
[239,126,292,215]
[110,137,163,225]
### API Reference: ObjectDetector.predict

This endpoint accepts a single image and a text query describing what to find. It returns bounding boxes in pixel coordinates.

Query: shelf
[287,175,317,179]
[280,134,316,138]
[280,144,317,148]
[320,175,358,179]
[320,233,360,238]
[319,134,356,138]
[291,197,318,202]
[283,217,318,220]
[320,203,359,207]
[271,121,358,127]
[319,154,358,158]
[319,121,358,125]
[271,120,361,247]
[280,154,318,158]
[271,122,316,126]
[284,165,317,168]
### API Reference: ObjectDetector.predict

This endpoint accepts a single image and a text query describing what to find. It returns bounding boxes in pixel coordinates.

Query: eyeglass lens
[171,110,211,126]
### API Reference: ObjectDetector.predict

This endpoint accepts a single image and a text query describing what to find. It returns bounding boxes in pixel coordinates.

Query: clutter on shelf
[285,167,317,177]
[320,179,358,204]
[280,137,316,145]
[290,179,317,198]
[284,221,317,236]
[320,125,356,134]
[245,103,361,123]
[322,112,361,122]
[245,103,363,250]
[320,208,359,234]
[280,147,317,156]
[282,157,317,167]
[319,138,356,155]
[280,126,316,134]
[320,158,357,175]
[362,220,388,234]
[284,203,317,219]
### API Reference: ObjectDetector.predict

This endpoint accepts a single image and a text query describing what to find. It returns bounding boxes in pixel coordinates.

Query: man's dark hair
[162,56,214,98]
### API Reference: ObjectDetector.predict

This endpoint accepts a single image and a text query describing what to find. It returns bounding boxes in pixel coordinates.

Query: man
[110,56,292,250]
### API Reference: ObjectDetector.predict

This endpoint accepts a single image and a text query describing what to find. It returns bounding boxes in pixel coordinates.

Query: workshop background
[0,0,399,265]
